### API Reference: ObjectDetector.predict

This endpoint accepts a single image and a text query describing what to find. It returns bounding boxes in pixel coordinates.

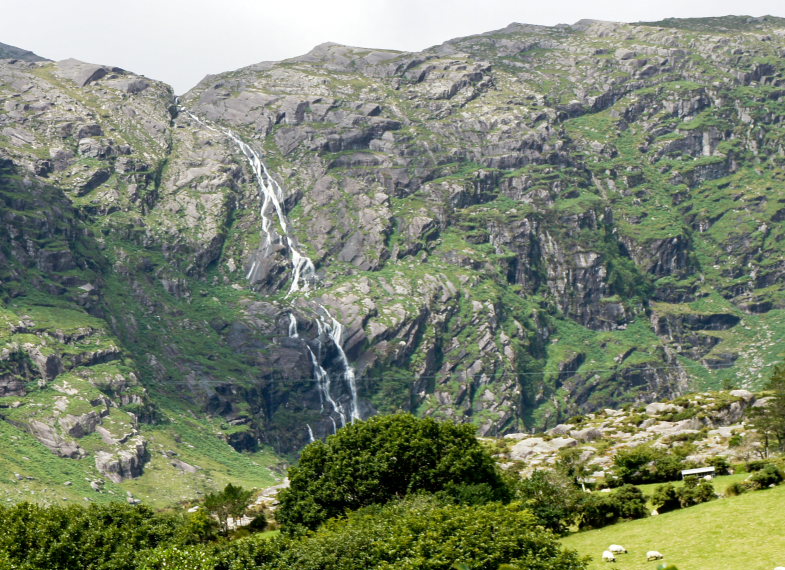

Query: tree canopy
[276,413,510,530]
[269,496,586,570]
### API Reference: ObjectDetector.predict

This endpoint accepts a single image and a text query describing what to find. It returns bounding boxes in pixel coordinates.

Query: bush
[269,496,588,570]
[613,445,684,484]
[728,433,744,448]
[652,483,680,513]
[746,459,768,472]
[707,455,731,475]
[137,545,218,570]
[277,414,510,530]
[578,485,647,530]
[247,513,268,532]
[652,478,716,511]
[724,481,748,496]
[749,464,784,489]
[678,478,716,508]
[0,502,200,570]
[514,470,583,535]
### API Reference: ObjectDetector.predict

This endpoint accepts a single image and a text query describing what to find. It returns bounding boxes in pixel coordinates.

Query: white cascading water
[182,110,315,295]
[319,306,361,423]
[288,313,299,338]
[181,107,361,436]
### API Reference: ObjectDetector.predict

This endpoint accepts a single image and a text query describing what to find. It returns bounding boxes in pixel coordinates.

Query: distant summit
[0,41,47,62]
[637,14,785,32]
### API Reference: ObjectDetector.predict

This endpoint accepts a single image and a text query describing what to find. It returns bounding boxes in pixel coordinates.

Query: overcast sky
[2,0,785,94]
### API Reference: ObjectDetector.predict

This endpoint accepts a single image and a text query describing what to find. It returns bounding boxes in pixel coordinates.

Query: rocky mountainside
[498,389,767,478]
[3,16,785,493]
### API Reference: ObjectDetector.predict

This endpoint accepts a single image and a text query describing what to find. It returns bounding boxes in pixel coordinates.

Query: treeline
[0,415,586,570]
[4,412,785,569]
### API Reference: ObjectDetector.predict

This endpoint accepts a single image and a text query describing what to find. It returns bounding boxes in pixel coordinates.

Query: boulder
[94,438,149,482]
[509,436,578,461]
[54,58,124,87]
[730,389,755,402]
[27,420,85,458]
[645,402,682,415]
[59,411,101,438]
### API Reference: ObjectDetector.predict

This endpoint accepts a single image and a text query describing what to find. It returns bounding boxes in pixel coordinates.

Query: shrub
[247,513,268,532]
[724,481,748,497]
[0,502,199,570]
[748,464,784,489]
[747,459,768,472]
[652,483,681,513]
[613,445,684,484]
[678,479,716,508]
[707,455,731,475]
[514,470,583,535]
[652,478,716,511]
[270,496,588,570]
[137,545,218,570]
[578,485,647,530]
[728,433,744,447]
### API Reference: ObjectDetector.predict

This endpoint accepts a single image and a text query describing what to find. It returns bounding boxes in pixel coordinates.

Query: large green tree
[276,414,509,530]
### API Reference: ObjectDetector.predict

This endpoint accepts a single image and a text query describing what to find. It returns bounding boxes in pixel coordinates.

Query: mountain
[2,17,785,498]
[0,42,46,62]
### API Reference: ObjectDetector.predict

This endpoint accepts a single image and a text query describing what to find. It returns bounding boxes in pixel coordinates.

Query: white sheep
[773,567,785,570]
[608,544,627,554]
[602,550,616,563]
[646,550,664,561]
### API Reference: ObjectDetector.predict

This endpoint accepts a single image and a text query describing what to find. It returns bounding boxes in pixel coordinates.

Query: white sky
[2,0,785,94]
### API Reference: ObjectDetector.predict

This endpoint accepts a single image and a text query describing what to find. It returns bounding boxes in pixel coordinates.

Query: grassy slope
[0,401,281,508]
[561,483,785,570]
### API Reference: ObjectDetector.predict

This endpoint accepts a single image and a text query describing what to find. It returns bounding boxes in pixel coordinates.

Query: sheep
[646,550,664,561]
[602,550,616,563]
[773,567,785,570]
[608,544,627,554]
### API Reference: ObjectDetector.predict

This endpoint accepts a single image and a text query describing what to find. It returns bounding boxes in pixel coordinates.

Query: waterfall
[181,109,315,295]
[288,309,351,430]
[288,313,299,338]
[306,424,315,443]
[318,306,361,423]
[306,342,347,427]
[180,106,361,435]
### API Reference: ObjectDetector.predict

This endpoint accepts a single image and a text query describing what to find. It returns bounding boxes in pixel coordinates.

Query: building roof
[681,466,716,475]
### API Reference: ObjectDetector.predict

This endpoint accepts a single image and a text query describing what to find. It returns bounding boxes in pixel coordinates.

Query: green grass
[0,399,282,508]
[562,483,785,569]
[635,472,749,499]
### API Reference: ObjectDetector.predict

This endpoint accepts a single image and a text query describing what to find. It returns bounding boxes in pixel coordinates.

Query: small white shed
[680,466,715,479]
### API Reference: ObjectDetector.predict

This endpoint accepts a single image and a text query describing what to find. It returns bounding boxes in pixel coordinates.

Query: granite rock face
[3,17,785,455]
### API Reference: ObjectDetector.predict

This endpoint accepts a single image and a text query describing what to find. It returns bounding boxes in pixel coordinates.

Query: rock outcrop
[3,16,785,456]
[500,390,766,475]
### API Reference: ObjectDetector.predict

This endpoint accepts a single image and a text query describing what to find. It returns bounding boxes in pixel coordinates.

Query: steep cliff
[3,16,785,478]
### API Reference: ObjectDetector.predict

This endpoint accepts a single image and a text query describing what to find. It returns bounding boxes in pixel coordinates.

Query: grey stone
[54,58,123,87]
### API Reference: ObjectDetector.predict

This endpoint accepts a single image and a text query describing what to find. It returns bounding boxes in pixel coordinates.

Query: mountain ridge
[2,14,785,502]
